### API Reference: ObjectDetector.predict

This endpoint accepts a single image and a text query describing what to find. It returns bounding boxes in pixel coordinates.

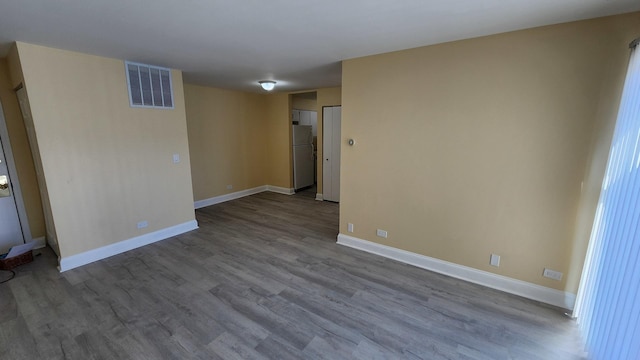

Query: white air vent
[125,61,174,109]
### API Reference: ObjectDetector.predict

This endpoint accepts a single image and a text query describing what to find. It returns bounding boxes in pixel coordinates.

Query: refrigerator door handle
[310,143,315,160]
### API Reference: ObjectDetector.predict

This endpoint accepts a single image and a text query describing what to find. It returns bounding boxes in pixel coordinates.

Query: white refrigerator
[292,125,314,190]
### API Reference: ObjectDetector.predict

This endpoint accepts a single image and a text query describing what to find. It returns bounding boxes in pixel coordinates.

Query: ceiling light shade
[259,80,276,91]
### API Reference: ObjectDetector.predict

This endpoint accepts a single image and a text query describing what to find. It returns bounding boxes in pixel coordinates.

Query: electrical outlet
[226,185,233,190]
[376,229,388,238]
[543,268,563,281]
[137,221,148,229]
[490,254,500,267]
[347,223,354,233]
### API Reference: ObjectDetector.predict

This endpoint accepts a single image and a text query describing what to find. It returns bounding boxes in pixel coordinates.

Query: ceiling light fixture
[259,80,276,91]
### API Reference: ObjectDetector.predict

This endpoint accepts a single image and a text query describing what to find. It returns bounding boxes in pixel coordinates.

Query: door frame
[0,100,32,244]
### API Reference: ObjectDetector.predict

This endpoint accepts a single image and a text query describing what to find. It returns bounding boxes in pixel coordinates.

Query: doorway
[291,91,318,197]
[0,101,27,253]
[322,106,341,202]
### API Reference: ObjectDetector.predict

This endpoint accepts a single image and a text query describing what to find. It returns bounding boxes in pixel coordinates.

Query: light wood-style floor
[0,192,586,359]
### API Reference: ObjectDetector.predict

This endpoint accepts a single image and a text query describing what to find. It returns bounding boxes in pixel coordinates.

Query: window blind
[573,40,640,360]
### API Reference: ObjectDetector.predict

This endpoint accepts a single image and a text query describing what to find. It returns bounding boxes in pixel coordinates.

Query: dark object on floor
[0,250,33,270]
[0,269,15,283]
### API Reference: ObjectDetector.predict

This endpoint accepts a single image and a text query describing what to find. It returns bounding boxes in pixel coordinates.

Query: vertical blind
[573,39,640,360]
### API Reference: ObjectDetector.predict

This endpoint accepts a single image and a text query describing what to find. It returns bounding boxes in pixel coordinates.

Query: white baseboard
[194,186,267,209]
[266,185,295,195]
[29,236,46,249]
[315,193,323,201]
[336,234,576,310]
[194,185,294,209]
[58,220,199,272]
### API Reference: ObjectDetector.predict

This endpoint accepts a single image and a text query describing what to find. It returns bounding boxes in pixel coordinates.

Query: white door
[322,106,341,202]
[0,108,24,253]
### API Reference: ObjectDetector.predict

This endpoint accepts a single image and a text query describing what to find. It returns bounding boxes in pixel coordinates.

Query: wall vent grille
[125,61,173,109]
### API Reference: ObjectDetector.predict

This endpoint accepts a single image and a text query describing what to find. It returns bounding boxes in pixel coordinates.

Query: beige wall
[341,13,640,293]
[316,87,341,195]
[292,96,317,111]
[185,84,268,201]
[264,93,292,188]
[185,86,342,198]
[0,56,45,239]
[13,42,195,258]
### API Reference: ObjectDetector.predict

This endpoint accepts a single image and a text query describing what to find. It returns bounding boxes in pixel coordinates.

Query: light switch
[172,154,180,163]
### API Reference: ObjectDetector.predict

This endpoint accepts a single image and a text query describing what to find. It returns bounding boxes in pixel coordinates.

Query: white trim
[30,236,46,249]
[337,234,576,310]
[0,101,33,244]
[266,185,295,195]
[315,193,323,201]
[194,185,295,209]
[58,220,198,272]
[194,186,267,209]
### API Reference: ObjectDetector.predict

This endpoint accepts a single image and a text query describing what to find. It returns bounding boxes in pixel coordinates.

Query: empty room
[1,1,639,359]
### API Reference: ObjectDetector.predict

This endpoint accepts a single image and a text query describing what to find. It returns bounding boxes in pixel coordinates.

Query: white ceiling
[1,1,639,93]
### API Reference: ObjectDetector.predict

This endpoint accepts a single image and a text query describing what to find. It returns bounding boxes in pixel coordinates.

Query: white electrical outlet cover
[376,229,388,238]
[490,254,500,267]
[543,268,563,281]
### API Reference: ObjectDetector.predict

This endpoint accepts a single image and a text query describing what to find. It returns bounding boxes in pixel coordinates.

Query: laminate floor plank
[0,316,41,359]
[182,291,271,348]
[351,338,409,360]
[0,192,586,359]
[302,334,357,360]
[209,283,315,351]
[254,334,305,360]
[278,286,448,356]
[207,331,267,360]
[259,293,364,348]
